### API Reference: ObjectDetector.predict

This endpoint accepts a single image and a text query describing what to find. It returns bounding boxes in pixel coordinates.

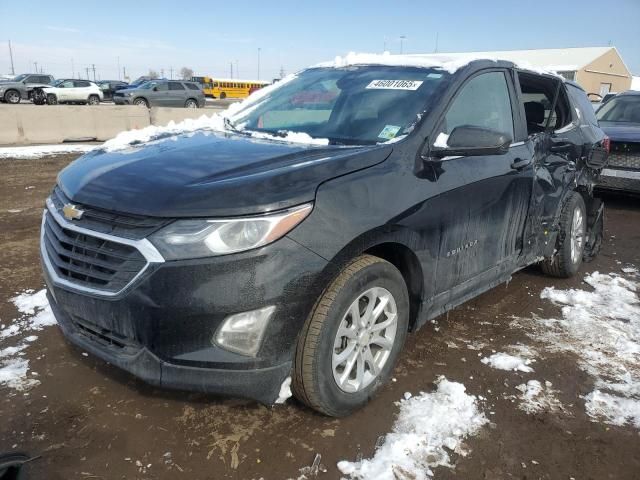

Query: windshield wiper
[223,116,251,136]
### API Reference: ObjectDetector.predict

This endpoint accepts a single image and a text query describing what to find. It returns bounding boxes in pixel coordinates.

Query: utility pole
[8,40,15,75]
[34,61,38,73]
[160,68,164,78]
[123,66,126,81]
[279,66,285,79]
[399,35,406,55]
[71,58,75,78]
[169,66,173,79]
[85,66,90,80]
[117,56,120,80]
[434,32,439,53]
[91,64,96,81]
[257,47,261,80]
[230,61,233,79]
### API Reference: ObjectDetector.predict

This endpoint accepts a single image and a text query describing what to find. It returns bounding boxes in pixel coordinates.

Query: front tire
[541,192,586,278]
[133,98,149,108]
[4,89,21,104]
[220,91,227,99]
[46,94,58,105]
[185,99,198,108]
[88,95,100,105]
[293,255,409,417]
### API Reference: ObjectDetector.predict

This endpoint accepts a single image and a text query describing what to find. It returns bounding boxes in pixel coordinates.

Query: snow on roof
[419,47,614,72]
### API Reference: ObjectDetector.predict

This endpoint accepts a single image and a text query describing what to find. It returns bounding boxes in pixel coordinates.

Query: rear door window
[74,81,90,88]
[169,82,185,90]
[566,84,599,127]
[440,71,514,139]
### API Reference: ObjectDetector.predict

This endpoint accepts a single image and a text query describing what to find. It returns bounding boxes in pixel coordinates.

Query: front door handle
[511,157,531,170]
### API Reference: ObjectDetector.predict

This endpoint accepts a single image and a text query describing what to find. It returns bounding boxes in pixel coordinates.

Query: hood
[58,130,392,217]
[0,81,19,87]
[599,122,640,143]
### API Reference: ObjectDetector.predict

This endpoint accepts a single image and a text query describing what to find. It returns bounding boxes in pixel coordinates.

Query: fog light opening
[214,306,275,357]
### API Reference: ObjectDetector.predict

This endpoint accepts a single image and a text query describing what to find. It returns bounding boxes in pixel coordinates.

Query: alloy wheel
[332,287,398,393]
[570,206,584,264]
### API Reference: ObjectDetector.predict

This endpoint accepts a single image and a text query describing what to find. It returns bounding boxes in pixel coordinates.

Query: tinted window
[566,84,598,127]
[74,81,90,88]
[185,83,200,91]
[25,76,40,83]
[60,80,74,88]
[441,71,514,139]
[169,82,185,90]
[155,83,169,91]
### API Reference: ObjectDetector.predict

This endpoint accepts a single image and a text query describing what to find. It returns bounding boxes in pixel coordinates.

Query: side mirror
[430,126,512,158]
[153,86,158,92]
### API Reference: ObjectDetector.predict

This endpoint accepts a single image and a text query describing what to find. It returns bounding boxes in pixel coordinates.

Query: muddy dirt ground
[1,153,639,480]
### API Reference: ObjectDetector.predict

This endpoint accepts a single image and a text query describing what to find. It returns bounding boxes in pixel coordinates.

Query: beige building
[425,47,633,96]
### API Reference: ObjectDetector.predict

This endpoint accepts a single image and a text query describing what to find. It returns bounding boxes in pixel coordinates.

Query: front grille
[72,315,137,351]
[51,187,169,239]
[43,211,148,293]
[608,142,640,169]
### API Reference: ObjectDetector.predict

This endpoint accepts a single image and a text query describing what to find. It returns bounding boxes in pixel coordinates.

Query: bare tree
[148,69,159,79]
[180,67,194,80]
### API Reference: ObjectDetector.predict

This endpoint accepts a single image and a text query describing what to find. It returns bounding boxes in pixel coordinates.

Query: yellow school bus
[192,76,270,99]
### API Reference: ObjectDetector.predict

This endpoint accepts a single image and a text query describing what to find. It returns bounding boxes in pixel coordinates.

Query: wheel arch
[309,226,428,332]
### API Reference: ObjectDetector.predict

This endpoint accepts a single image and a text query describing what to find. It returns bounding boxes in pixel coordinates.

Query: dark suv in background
[41,58,608,416]
[596,91,640,194]
[0,73,54,103]
[113,80,205,108]
[97,80,129,101]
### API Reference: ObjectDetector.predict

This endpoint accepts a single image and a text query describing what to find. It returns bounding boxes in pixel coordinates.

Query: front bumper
[113,96,130,105]
[598,168,640,194]
[42,225,328,404]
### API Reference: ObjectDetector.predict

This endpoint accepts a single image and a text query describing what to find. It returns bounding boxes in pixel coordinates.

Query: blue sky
[1,0,638,81]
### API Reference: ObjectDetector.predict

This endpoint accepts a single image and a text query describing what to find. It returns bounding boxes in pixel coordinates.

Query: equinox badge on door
[62,204,84,220]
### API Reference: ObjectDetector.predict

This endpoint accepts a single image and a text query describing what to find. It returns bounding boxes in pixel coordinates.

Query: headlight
[150,203,312,259]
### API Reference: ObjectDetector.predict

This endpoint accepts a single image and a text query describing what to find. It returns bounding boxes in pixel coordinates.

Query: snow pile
[515,380,565,414]
[337,377,488,479]
[0,144,96,159]
[275,376,292,404]
[481,352,534,373]
[527,271,640,428]
[0,289,56,391]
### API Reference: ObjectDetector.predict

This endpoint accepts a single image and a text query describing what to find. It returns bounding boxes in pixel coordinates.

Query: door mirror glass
[431,126,512,158]
[153,86,158,92]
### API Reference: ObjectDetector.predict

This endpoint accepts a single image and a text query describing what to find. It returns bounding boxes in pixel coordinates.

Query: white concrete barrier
[0,105,224,146]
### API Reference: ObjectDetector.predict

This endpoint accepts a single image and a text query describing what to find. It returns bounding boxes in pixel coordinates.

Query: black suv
[41,59,608,416]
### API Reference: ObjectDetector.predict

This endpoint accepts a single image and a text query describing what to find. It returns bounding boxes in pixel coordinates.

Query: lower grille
[72,315,138,351]
[43,210,148,294]
[609,142,640,169]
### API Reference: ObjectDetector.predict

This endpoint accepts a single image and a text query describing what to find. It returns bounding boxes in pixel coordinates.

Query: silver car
[113,80,205,108]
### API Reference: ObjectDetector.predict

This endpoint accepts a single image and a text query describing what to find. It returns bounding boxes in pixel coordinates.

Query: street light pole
[257,47,261,80]
[399,35,406,54]
[8,40,15,75]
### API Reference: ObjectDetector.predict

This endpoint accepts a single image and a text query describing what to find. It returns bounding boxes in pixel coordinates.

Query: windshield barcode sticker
[365,80,423,90]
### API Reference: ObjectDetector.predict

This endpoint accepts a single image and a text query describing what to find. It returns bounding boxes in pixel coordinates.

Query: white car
[40,79,104,105]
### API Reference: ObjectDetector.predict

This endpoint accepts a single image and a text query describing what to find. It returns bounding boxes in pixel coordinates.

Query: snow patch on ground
[337,377,488,479]
[515,380,565,414]
[0,144,96,159]
[275,376,292,404]
[481,352,534,373]
[516,271,640,428]
[0,289,56,392]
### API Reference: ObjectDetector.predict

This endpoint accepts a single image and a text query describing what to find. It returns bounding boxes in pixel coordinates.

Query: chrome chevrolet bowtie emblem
[62,203,84,220]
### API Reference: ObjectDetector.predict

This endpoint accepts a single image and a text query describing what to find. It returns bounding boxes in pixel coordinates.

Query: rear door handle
[510,157,531,170]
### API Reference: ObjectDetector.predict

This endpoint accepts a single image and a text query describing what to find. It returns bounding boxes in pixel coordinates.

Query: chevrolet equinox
[41,57,609,416]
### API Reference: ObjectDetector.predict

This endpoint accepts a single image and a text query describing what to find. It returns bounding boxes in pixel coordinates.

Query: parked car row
[0,73,205,108]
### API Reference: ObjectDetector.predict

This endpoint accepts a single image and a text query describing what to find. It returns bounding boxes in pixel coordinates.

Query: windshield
[231,66,451,145]
[596,95,640,124]
[12,74,29,82]
[52,79,65,86]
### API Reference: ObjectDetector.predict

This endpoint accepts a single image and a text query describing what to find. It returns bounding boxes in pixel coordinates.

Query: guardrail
[0,105,224,146]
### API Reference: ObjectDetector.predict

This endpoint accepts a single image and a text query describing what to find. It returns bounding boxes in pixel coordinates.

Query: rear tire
[292,254,409,417]
[4,89,21,104]
[541,192,586,278]
[88,95,100,105]
[220,92,227,99]
[133,98,149,108]
[185,99,198,108]
[46,94,58,105]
